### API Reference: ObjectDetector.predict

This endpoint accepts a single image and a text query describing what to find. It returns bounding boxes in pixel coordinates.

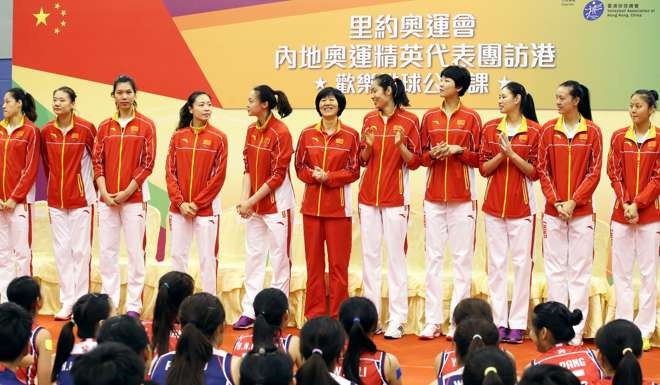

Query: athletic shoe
[419,323,442,340]
[507,329,524,344]
[384,323,404,339]
[126,311,140,319]
[568,335,583,346]
[232,315,255,330]
[498,326,510,342]
[643,338,651,351]
[54,308,72,321]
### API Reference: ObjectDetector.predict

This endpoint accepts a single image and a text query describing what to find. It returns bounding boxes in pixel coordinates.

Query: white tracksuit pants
[0,204,32,301]
[542,214,594,337]
[611,220,659,338]
[423,201,476,326]
[485,214,534,330]
[49,206,93,311]
[359,204,409,325]
[240,210,292,319]
[169,212,220,295]
[98,202,146,313]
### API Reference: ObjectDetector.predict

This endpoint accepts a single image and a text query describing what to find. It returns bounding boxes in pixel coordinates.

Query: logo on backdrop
[583,0,605,20]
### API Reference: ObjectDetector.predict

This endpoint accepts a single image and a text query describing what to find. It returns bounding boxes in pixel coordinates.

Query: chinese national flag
[13,0,220,105]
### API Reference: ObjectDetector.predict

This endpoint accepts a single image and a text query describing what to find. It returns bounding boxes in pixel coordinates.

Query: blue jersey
[438,366,463,385]
[0,364,25,385]
[150,348,234,385]
[55,339,97,385]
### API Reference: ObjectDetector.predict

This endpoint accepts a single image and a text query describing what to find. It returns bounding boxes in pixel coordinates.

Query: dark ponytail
[454,318,499,364]
[631,89,658,109]
[252,288,289,349]
[6,87,37,122]
[503,82,538,123]
[176,91,211,130]
[151,271,194,355]
[51,293,112,382]
[338,297,378,385]
[531,301,582,344]
[296,316,345,385]
[374,74,410,107]
[560,80,592,121]
[595,319,643,385]
[463,347,516,385]
[167,293,225,385]
[254,85,292,118]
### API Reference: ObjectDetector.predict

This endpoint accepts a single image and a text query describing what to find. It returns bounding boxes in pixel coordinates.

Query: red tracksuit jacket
[0,117,40,203]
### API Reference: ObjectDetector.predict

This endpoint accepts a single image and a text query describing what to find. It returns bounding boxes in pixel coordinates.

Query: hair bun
[569,309,583,326]
[649,90,659,101]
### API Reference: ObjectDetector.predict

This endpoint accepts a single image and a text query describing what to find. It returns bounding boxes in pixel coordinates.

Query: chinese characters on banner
[274,14,557,96]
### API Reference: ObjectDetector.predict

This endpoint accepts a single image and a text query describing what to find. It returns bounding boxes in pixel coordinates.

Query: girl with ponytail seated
[529,301,603,383]
[462,347,516,385]
[232,288,302,367]
[432,318,500,385]
[337,297,402,385]
[594,319,656,385]
[50,293,113,385]
[149,293,241,385]
[297,316,353,385]
[145,271,194,360]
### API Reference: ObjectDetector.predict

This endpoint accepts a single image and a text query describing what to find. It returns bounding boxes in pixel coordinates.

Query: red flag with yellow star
[14,0,220,105]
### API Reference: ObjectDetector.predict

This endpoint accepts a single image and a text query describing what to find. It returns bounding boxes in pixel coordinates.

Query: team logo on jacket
[182,138,189,144]
[519,134,528,142]
[203,139,212,146]
[130,125,139,133]
[251,134,257,141]
[649,141,656,148]
[264,137,271,145]
[457,119,465,127]
[110,126,117,132]
[72,133,79,139]
[578,133,588,140]
[433,120,440,125]
[16,131,24,137]
[312,137,319,142]
[50,132,58,138]
[625,141,633,147]
[336,138,344,144]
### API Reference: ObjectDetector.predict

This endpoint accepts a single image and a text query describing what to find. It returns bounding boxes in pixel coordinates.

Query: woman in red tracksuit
[165,91,228,295]
[93,75,156,317]
[294,87,359,319]
[234,85,295,329]
[359,74,421,339]
[41,86,96,320]
[0,87,40,300]
[479,82,540,344]
[606,89,659,351]
[537,80,602,345]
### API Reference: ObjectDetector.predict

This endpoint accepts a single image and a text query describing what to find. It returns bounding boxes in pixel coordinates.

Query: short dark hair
[440,65,472,96]
[0,302,32,362]
[519,364,581,385]
[71,342,145,385]
[7,276,41,314]
[98,315,149,355]
[315,87,347,117]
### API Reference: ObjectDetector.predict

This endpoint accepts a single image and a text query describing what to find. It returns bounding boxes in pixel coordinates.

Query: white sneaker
[568,335,583,346]
[54,308,72,321]
[384,323,404,339]
[419,323,442,340]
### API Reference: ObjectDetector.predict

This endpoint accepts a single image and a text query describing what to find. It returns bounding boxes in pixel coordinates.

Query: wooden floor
[37,315,660,384]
